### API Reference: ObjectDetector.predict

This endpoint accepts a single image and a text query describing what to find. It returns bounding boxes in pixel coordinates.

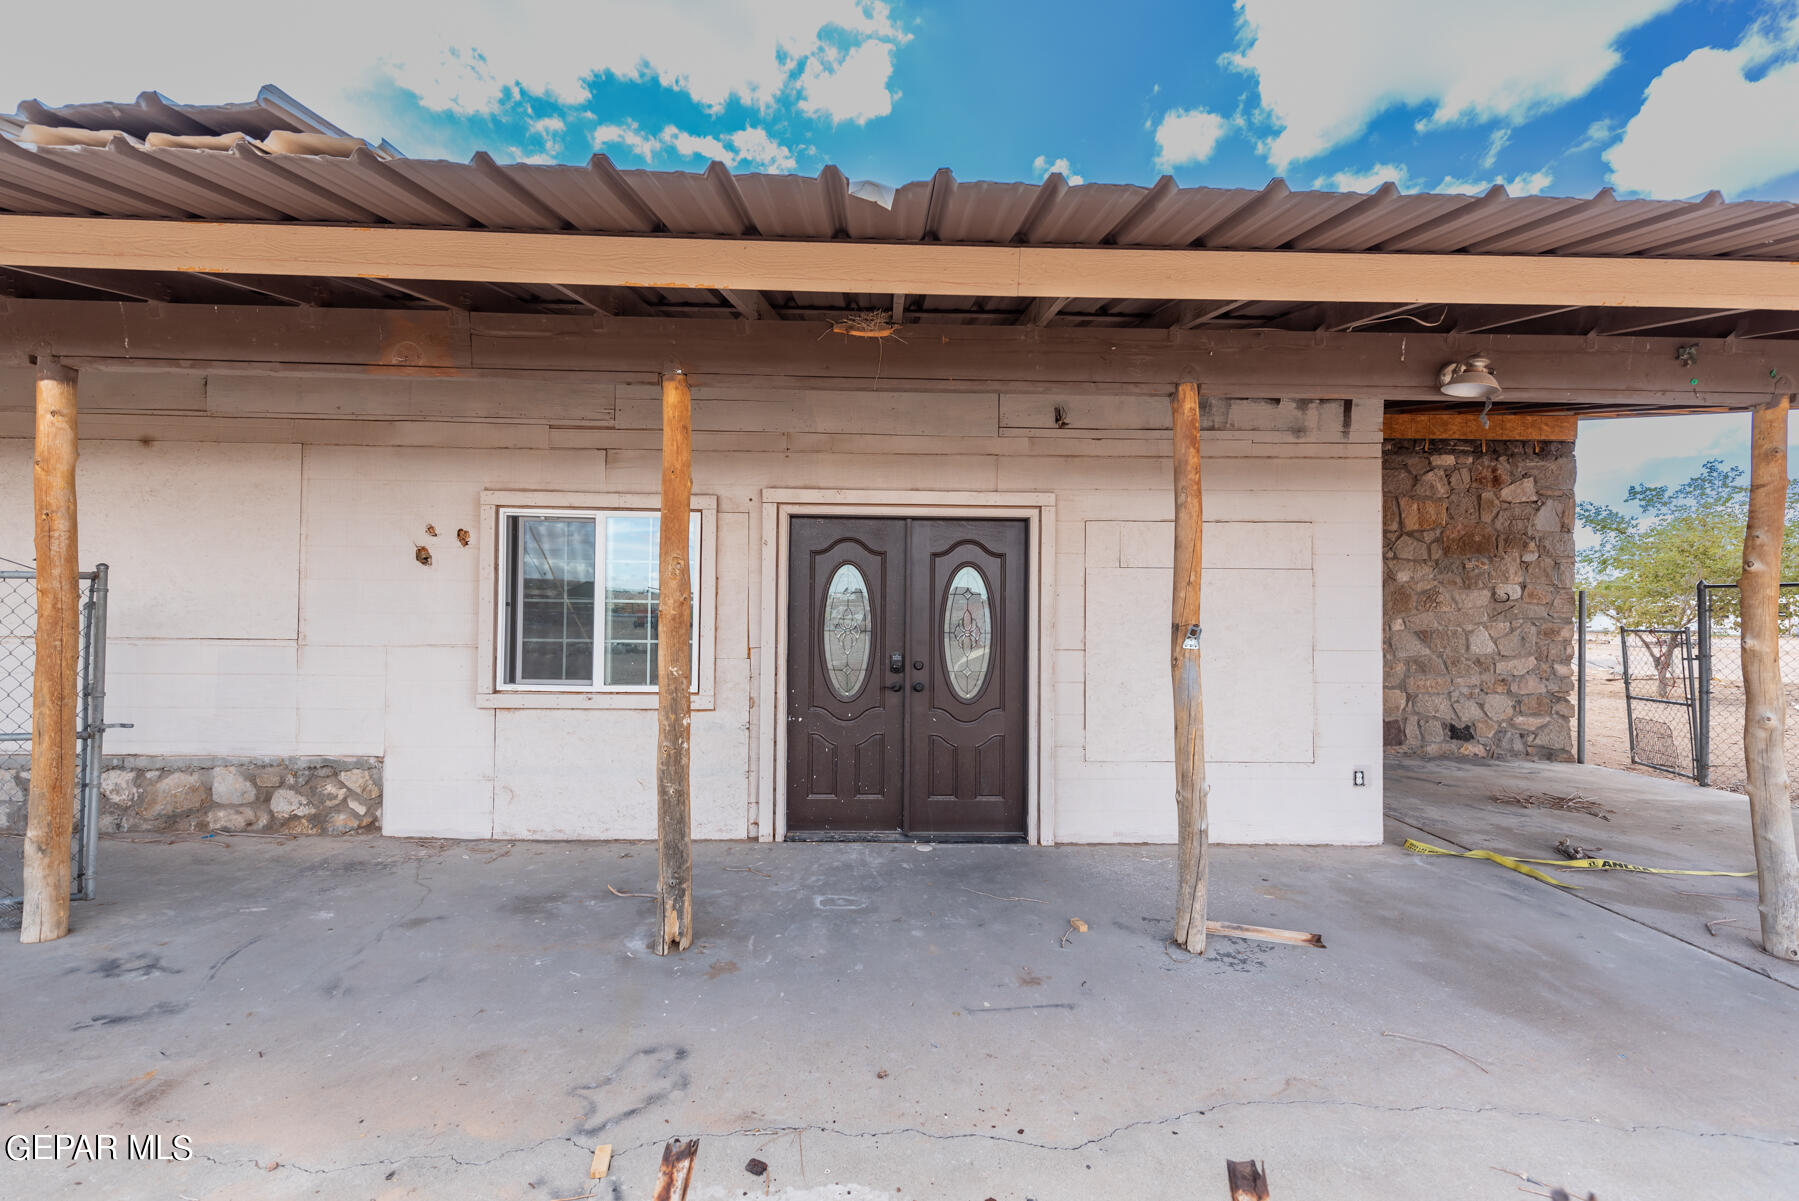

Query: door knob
[885,682,903,692]
[911,681,925,692]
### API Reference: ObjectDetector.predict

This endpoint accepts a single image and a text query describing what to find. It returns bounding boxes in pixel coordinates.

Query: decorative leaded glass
[822,563,872,699]
[941,565,992,701]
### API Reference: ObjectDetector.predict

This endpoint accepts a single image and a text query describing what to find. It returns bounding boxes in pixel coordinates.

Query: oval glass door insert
[822,563,873,699]
[941,565,993,701]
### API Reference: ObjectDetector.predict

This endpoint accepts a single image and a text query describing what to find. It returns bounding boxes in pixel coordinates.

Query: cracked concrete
[2,759,1796,1199]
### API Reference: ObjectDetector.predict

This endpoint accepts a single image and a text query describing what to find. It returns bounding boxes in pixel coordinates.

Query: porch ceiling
[3,88,1798,354]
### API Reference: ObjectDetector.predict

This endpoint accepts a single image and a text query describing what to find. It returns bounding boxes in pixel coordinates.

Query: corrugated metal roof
[2,89,1797,340]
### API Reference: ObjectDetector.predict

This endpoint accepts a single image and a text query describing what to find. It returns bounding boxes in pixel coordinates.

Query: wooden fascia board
[2,214,1798,310]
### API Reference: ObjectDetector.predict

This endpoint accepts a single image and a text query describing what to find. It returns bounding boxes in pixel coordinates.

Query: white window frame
[477,491,717,710]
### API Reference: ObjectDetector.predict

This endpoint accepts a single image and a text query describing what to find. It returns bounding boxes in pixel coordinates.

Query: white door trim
[757,489,1057,844]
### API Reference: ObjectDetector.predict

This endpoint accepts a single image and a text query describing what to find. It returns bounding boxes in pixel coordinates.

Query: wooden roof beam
[4,215,1798,310]
[1017,296,1072,326]
[718,288,779,321]
[1144,299,1244,330]
[1450,304,1584,334]
[4,298,1792,408]
[1587,306,1750,336]
[1732,311,1799,340]
[549,283,655,318]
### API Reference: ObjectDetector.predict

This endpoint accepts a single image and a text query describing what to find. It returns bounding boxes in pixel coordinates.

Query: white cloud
[1314,163,1555,196]
[1153,108,1229,169]
[1479,128,1511,169]
[593,121,661,159]
[593,120,796,171]
[1227,0,1677,168]
[1315,163,1417,192]
[1571,118,1616,153]
[0,1,909,143]
[798,39,900,123]
[1605,9,1799,198]
[1032,155,1084,186]
[1436,168,1556,196]
[720,126,799,172]
[527,114,566,153]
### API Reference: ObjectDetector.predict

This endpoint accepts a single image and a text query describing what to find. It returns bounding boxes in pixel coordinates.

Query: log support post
[655,370,694,954]
[1171,381,1209,953]
[21,357,78,945]
[1741,395,1799,961]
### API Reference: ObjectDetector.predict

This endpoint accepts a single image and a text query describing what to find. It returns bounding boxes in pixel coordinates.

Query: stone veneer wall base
[0,756,383,835]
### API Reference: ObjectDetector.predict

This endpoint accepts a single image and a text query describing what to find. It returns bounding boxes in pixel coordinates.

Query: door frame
[758,490,1057,845]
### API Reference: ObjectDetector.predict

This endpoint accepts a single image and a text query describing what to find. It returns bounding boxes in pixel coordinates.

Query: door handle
[885,682,903,692]
[911,681,925,692]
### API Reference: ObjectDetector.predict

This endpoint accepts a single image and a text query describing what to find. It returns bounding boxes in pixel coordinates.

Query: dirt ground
[1581,632,1799,800]
[1580,634,1687,783]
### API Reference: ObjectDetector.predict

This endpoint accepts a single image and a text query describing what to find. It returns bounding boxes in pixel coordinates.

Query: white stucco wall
[0,374,1382,844]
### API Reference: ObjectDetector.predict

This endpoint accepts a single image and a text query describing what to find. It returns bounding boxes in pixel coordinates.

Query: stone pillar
[1382,437,1577,760]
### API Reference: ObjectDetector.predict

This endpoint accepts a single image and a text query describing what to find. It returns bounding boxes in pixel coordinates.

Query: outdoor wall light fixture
[1437,355,1503,401]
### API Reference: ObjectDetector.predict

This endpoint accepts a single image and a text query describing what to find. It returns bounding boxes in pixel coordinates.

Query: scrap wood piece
[588,1144,612,1179]
[1206,920,1324,949]
[1059,917,1089,948]
[652,1138,699,1201]
[608,884,656,899]
[1225,1158,1270,1200]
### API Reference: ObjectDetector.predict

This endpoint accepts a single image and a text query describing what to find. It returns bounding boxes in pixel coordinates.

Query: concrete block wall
[1,372,1386,844]
[1381,437,1577,760]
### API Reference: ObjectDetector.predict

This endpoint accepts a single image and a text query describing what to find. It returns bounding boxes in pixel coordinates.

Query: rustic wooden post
[1171,381,1209,953]
[1740,395,1799,961]
[21,357,78,945]
[656,370,695,954]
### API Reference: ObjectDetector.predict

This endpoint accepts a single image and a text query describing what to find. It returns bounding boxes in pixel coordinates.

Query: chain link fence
[2,566,113,925]
[1696,581,1799,794]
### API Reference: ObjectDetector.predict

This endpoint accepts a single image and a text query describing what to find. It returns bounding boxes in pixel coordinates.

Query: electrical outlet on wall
[1352,767,1369,787]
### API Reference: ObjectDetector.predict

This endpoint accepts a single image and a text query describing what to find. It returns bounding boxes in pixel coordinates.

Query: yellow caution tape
[1402,839,1755,889]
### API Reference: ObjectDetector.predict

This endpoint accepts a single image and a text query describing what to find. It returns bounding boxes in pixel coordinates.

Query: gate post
[1695,580,1711,787]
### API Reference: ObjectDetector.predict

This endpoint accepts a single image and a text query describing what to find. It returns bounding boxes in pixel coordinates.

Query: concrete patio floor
[3,760,1796,1200]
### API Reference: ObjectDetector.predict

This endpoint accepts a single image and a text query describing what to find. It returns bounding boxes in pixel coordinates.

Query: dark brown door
[786,517,1028,839]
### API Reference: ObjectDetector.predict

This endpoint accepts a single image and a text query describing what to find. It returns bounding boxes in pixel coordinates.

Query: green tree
[1578,458,1799,693]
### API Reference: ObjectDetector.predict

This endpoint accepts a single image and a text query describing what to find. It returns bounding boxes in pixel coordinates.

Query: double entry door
[786,517,1028,839]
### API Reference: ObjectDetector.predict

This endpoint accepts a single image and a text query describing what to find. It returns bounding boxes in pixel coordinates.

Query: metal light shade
[1438,355,1502,400]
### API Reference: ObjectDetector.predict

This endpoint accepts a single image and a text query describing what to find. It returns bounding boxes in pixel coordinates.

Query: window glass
[942,564,993,701]
[604,515,658,686]
[512,516,596,684]
[822,563,873,699]
[505,510,700,691]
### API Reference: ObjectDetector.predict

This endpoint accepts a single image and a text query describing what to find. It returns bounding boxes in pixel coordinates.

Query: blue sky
[5,0,1798,525]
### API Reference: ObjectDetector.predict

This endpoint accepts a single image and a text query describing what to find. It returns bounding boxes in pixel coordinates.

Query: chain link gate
[1696,581,1799,793]
[1619,625,1700,778]
[2,565,116,920]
